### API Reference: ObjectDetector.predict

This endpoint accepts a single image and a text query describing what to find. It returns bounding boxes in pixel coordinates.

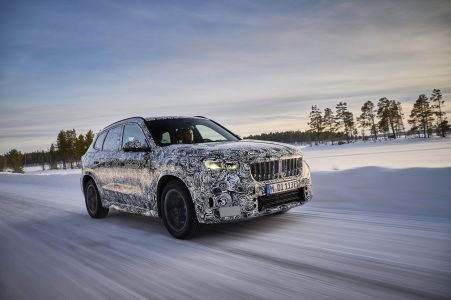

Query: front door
[115,123,153,208]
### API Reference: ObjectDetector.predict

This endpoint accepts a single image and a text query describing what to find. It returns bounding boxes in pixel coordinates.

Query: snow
[302,137,451,171]
[1,138,450,299]
[22,164,82,175]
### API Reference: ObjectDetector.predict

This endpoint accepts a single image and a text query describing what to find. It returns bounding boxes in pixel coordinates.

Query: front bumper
[197,174,312,224]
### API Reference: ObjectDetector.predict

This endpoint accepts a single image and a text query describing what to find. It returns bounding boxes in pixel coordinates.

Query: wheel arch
[156,175,191,218]
[82,173,98,195]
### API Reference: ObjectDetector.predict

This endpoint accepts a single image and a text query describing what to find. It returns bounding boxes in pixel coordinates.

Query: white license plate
[219,206,241,217]
[266,179,301,195]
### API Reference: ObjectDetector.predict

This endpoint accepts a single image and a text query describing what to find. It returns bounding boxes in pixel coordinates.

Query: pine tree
[392,101,405,138]
[377,97,390,138]
[49,143,57,169]
[308,105,324,145]
[408,94,434,138]
[323,108,336,145]
[0,154,5,171]
[335,102,353,143]
[85,130,94,149]
[377,97,403,138]
[335,102,345,137]
[40,150,46,171]
[75,134,86,164]
[430,89,449,137]
[343,111,355,142]
[358,100,378,141]
[65,129,77,169]
[7,149,24,173]
[56,130,68,169]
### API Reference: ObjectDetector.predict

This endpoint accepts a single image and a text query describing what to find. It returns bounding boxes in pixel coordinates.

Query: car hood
[161,139,303,163]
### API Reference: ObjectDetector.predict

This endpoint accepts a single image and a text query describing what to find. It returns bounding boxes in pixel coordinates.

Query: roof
[101,116,206,131]
[144,116,205,121]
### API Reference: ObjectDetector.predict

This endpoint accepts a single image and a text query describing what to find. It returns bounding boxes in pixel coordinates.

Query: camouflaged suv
[81,116,312,239]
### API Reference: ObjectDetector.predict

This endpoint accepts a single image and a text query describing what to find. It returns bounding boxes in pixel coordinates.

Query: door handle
[93,161,100,165]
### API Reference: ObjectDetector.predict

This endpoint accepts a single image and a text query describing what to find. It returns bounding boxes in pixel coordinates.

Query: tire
[84,179,109,218]
[161,180,199,239]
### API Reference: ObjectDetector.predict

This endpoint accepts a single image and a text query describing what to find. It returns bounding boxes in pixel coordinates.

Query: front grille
[251,158,301,181]
[258,188,306,211]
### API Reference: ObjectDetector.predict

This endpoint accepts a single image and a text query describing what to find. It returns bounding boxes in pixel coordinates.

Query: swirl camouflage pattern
[81,116,312,238]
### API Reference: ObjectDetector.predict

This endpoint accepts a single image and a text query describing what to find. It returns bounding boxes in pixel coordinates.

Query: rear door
[89,130,107,190]
[99,125,123,202]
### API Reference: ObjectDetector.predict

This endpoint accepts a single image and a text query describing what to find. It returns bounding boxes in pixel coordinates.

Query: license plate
[266,179,301,195]
[219,206,241,217]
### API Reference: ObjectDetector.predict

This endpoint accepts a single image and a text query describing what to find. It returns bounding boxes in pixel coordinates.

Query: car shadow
[105,208,303,242]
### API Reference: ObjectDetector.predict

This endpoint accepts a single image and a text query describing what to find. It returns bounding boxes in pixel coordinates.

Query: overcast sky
[1,0,450,152]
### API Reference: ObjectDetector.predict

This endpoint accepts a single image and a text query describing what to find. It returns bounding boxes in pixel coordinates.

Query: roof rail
[102,116,146,130]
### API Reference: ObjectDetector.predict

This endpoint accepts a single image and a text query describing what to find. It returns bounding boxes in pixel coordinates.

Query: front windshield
[145,118,240,146]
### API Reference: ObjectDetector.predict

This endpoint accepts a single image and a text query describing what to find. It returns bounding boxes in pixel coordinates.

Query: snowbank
[301,137,451,171]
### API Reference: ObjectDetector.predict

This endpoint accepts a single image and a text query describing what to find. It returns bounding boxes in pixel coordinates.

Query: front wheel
[161,180,199,239]
[84,179,109,218]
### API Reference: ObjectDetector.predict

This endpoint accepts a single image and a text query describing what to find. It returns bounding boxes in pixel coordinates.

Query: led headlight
[204,160,239,171]
[225,162,239,170]
[204,160,224,171]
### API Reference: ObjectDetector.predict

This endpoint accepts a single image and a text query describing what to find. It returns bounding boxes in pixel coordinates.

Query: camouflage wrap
[81,117,312,224]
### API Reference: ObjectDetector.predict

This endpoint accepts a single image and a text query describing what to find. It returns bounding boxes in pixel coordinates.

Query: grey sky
[1,0,450,152]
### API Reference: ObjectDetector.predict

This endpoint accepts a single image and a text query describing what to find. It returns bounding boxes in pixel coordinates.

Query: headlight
[225,162,239,170]
[204,160,224,171]
[204,160,239,171]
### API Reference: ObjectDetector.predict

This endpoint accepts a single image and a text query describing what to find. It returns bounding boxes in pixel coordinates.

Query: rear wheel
[84,179,109,218]
[161,180,199,239]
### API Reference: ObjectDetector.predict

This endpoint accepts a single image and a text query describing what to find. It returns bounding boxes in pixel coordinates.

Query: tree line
[247,88,448,144]
[0,129,94,173]
[307,97,405,144]
[1,89,448,173]
[245,130,346,144]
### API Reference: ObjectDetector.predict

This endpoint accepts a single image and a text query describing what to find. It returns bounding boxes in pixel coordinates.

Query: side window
[195,124,227,142]
[122,123,148,149]
[103,126,123,151]
[161,132,171,145]
[94,131,107,150]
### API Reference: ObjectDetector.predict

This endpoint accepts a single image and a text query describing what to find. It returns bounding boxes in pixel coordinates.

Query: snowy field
[1,138,451,299]
[302,137,451,171]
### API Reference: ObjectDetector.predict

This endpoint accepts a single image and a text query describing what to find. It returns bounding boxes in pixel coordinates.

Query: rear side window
[93,131,107,150]
[103,126,123,151]
[122,123,148,148]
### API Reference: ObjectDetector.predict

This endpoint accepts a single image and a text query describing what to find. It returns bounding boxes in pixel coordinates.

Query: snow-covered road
[1,139,451,299]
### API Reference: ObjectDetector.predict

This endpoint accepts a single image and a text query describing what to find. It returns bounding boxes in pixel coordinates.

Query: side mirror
[123,141,150,152]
